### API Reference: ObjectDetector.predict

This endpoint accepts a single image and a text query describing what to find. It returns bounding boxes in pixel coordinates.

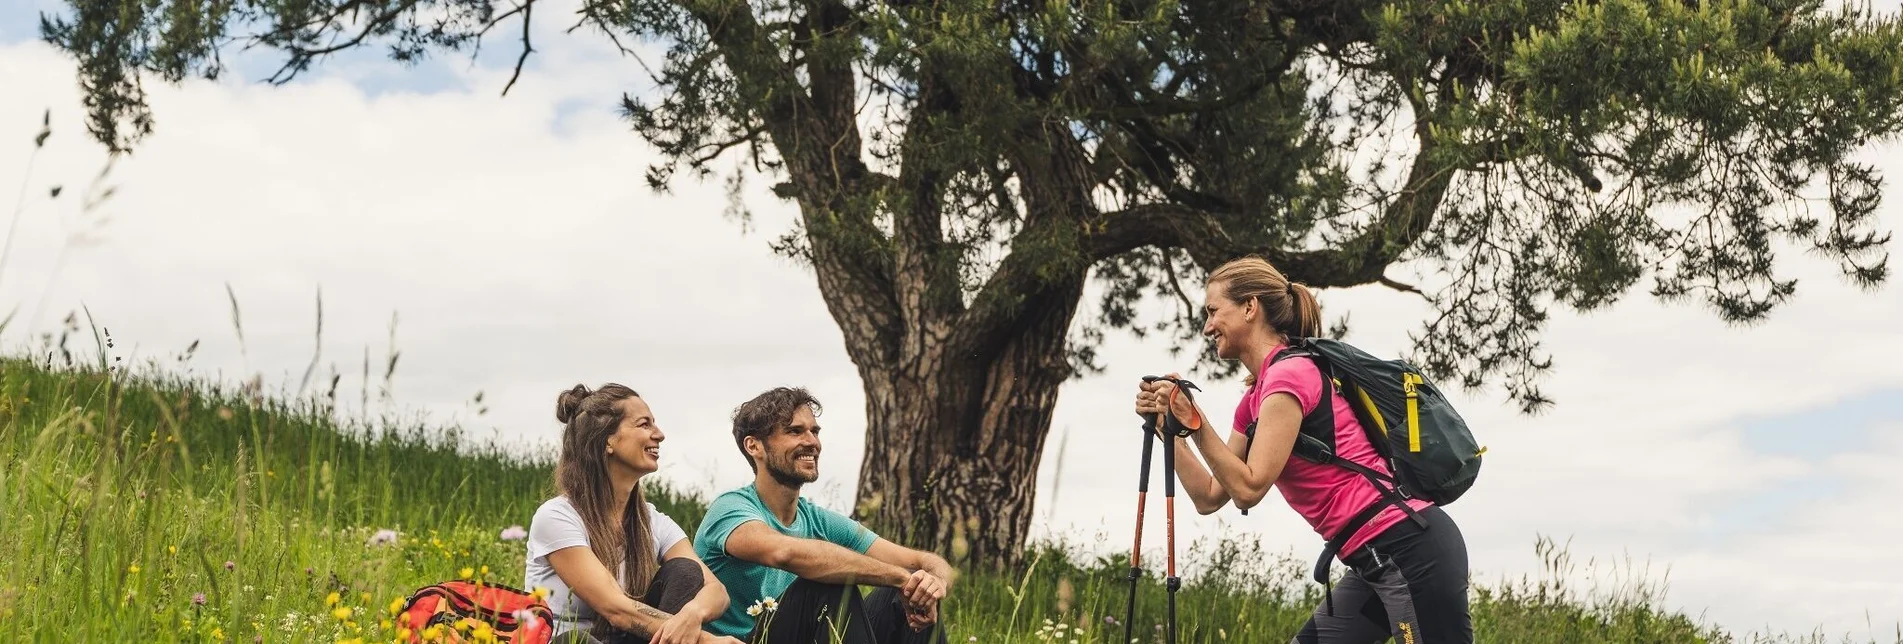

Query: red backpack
[398,580,556,643]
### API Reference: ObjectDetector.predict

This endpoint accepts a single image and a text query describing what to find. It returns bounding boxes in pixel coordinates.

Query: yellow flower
[326,592,341,607]
[389,598,406,615]
[167,545,177,555]
[472,622,496,643]
[459,567,474,580]
[397,627,412,641]
[479,565,490,576]
[360,591,371,604]
[332,606,353,621]
[127,564,140,574]
[210,627,225,641]
[528,587,549,601]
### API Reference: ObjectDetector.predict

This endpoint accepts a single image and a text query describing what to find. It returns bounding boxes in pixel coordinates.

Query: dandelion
[326,592,341,607]
[192,593,207,607]
[391,598,407,616]
[168,545,177,555]
[332,606,353,621]
[499,525,528,541]
[366,529,399,547]
[459,567,475,580]
[529,587,549,601]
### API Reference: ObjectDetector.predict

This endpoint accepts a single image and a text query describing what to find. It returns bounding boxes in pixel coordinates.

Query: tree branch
[500,0,535,97]
[1088,132,1458,288]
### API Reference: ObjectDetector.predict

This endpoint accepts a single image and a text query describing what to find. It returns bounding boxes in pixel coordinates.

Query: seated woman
[526,383,743,644]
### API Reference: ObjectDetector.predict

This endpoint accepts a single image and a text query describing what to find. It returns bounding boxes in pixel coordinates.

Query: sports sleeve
[809,503,877,554]
[527,500,590,562]
[695,494,764,559]
[648,503,689,561]
[1258,355,1324,416]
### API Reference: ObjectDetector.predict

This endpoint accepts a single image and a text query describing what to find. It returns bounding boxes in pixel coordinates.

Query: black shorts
[1293,505,1472,644]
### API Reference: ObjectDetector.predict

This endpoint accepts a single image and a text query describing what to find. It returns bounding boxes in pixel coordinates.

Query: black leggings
[552,557,706,644]
[1293,505,1472,644]
[748,579,947,644]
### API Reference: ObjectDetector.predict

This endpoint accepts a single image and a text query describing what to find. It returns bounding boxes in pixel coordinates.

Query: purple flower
[192,593,206,606]
[1104,615,1117,625]
[499,525,528,541]
[223,560,235,571]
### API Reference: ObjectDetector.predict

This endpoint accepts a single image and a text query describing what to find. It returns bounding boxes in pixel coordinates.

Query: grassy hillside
[0,355,1878,643]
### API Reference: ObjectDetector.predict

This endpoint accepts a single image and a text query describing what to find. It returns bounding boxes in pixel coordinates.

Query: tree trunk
[848,276,1087,571]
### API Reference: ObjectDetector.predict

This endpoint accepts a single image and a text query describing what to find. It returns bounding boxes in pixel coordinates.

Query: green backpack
[1242,337,1486,612]
[1253,337,1486,506]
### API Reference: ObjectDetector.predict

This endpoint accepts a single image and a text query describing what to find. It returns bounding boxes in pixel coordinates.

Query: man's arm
[723,521,913,586]
[864,538,955,587]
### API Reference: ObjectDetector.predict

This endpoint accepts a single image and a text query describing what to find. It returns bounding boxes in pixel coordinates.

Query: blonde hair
[1207,256,1322,384]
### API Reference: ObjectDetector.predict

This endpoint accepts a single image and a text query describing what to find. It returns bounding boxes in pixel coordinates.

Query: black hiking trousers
[748,578,948,644]
[1294,505,1473,644]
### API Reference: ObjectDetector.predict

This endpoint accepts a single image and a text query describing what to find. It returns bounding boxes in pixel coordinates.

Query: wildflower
[366,529,399,547]
[459,567,475,580]
[169,545,178,555]
[480,565,490,576]
[127,564,140,574]
[529,587,549,601]
[193,593,207,607]
[224,560,236,571]
[390,598,406,616]
[1104,616,1117,626]
[326,592,341,607]
[332,606,353,621]
[746,601,763,617]
[499,525,528,541]
[761,597,778,612]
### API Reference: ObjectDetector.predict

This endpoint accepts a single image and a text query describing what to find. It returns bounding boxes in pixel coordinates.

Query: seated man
[693,386,954,644]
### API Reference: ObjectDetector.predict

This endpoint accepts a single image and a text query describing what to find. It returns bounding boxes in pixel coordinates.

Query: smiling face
[749,405,821,487]
[1202,279,1259,361]
[604,397,664,476]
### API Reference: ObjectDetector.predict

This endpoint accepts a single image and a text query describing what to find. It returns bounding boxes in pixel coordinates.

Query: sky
[3,1,1902,639]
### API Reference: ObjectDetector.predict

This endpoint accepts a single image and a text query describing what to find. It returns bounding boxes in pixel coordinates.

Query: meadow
[0,326,1892,644]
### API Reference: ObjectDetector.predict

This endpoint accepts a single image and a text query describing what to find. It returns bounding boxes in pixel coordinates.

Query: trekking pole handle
[1141,375,1201,437]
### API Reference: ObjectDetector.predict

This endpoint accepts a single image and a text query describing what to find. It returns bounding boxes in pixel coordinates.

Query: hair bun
[555,384,592,424]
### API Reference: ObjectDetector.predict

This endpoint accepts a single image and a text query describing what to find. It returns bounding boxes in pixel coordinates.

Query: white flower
[365,529,399,547]
[761,597,778,612]
[746,602,763,617]
[500,525,528,541]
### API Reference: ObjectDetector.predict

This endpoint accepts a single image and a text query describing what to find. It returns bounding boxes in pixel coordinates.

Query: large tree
[43,0,1903,568]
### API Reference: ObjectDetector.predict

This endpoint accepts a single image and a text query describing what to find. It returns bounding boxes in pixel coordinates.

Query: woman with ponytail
[1133,257,1473,644]
[526,384,742,644]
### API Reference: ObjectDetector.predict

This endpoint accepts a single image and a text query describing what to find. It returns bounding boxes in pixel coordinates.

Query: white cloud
[5,7,1903,637]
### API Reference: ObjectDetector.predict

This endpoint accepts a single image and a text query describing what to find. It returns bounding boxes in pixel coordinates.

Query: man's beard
[764,449,818,487]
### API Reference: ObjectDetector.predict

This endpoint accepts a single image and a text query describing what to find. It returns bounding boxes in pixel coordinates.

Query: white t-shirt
[524,496,689,635]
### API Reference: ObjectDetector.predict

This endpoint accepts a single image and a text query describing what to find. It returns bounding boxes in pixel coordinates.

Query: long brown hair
[554,383,658,597]
[1208,256,1322,384]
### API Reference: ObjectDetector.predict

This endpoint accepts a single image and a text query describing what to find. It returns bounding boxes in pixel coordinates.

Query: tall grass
[4,350,1898,643]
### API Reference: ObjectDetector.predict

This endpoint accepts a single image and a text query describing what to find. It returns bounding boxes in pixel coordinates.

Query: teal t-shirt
[693,484,878,637]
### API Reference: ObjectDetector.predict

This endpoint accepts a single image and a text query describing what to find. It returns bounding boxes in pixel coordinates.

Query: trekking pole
[1137,375,1197,644]
[1161,407,1180,644]
[1123,415,1156,644]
